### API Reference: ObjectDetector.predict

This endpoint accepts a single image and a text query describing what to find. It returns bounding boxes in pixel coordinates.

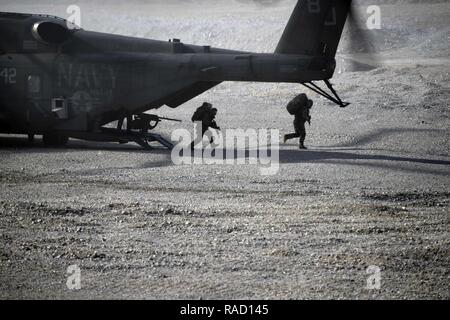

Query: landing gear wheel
[43,133,69,147]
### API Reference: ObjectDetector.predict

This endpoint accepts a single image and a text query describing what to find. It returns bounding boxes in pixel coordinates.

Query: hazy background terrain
[0,0,448,299]
[2,0,449,56]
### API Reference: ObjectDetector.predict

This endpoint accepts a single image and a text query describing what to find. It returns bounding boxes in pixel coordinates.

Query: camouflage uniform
[284,97,312,149]
[190,103,220,149]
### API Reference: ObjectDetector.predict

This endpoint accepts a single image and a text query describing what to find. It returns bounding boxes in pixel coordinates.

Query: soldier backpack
[191,104,211,122]
[286,93,307,115]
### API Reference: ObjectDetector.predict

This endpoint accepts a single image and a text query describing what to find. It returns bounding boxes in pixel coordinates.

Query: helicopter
[0,0,360,149]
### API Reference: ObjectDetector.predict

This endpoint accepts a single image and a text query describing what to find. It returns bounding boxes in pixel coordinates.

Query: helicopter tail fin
[275,0,351,58]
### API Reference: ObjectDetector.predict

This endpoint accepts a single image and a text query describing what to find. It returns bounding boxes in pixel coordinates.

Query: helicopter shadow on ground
[0,135,171,155]
[278,127,449,164]
[195,147,450,165]
[0,136,175,171]
[277,148,450,166]
[190,147,450,176]
[188,126,450,176]
[323,127,448,149]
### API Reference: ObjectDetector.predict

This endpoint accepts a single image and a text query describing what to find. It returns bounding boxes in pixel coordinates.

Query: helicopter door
[27,74,41,97]
[26,74,47,121]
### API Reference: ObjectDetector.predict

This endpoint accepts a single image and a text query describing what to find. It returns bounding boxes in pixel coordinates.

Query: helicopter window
[27,75,41,94]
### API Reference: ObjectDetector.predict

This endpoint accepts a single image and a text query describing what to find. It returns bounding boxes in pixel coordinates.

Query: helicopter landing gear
[135,136,154,150]
[301,80,350,108]
[99,127,174,150]
[113,113,181,150]
[42,132,69,147]
[134,133,174,150]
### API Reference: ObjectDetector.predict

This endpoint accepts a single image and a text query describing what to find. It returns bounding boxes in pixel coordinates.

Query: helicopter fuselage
[0,12,334,136]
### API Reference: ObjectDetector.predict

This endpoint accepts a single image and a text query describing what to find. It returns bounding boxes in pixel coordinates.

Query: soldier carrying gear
[190,102,221,149]
[283,94,313,149]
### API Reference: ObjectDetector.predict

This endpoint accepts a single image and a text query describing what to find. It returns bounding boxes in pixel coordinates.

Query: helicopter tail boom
[275,0,351,59]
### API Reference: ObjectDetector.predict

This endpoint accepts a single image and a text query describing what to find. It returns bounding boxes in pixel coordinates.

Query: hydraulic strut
[301,80,350,108]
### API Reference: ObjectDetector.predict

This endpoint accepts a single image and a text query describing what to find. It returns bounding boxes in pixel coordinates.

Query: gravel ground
[0,1,449,299]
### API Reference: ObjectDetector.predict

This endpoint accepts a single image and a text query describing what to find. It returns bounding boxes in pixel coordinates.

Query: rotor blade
[344,3,380,71]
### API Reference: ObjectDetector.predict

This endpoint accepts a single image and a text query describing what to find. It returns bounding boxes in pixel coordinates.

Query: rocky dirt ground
[0,0,449,299]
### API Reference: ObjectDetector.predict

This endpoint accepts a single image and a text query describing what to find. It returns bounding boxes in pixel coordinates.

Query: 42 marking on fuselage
[0,67,17,84]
